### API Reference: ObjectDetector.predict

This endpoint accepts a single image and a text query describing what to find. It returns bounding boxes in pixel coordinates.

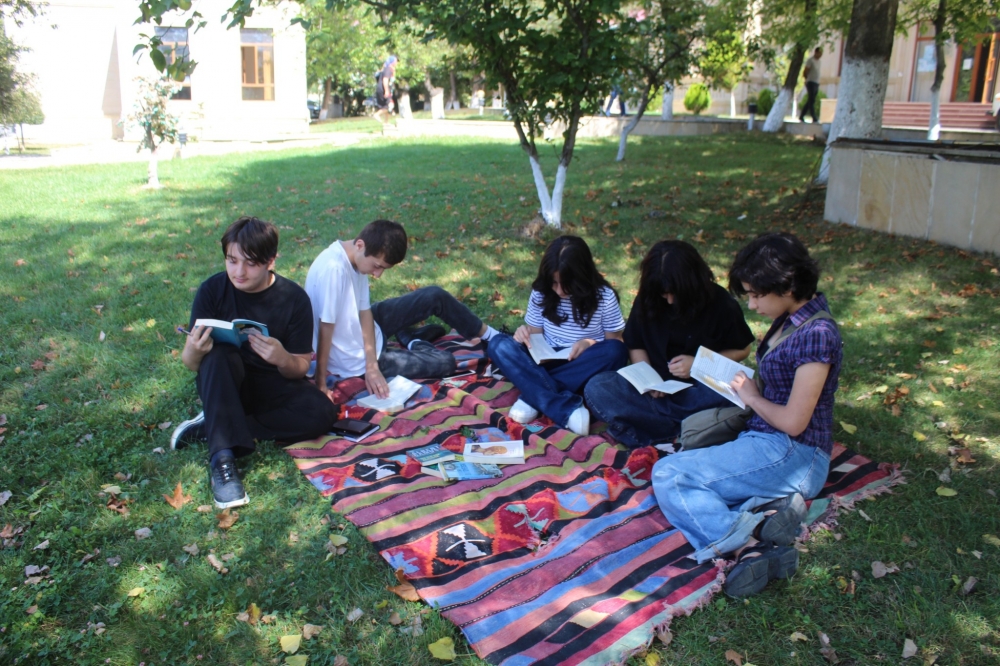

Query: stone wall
[824,139,1000,256]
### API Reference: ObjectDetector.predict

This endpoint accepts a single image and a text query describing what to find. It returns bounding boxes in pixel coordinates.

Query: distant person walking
[375,56,398,125]
[799,47,822,124]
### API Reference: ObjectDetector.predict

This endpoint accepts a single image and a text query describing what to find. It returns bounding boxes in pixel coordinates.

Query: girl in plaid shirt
[652,232,842,598]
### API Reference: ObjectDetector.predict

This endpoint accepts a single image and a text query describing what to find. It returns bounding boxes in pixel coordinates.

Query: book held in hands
[357,375,422,413]
[690,346,755,409]
[528,334,572,364]
[617,361,692,395]
[194,318,268,347]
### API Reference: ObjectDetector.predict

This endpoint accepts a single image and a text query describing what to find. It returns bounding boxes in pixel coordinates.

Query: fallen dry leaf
[157,421,172,430]
[33,539,49,550]
[302,623,323,639]
[346,607,363,622]
[961,576,978,595]
[935,486,958,497]
[645,653,661,666]
[285,658,308,666]
[280,634,301,654]
[182,543,199,556]
[428,637,457,660]
[903,638,918,659]
[387,568,420,602]
[333,656,349,666]
[840,422,857,434]
[724,649,743,665]
[196,504,213,513]
[956,448,976,464]
[657,628,673,645]
[134,527,152,540]
[206,553,228,574]
[164,482,193,510]
[388,611,403,625]
[26,605,37,614]
[872,561,900,578]
[127,587,144,597]
[789,632,809,642]
[216,509,239,529]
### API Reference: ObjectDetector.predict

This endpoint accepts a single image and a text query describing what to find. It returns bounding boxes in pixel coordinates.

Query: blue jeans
[652,430,830,563]
[584,371,731,448]
[487,335,628,427]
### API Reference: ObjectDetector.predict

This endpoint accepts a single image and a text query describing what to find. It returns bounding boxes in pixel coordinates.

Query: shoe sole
[759,493,807,545]
[170,413,206,451]
[214,493,249,510]
[724,547,799,597]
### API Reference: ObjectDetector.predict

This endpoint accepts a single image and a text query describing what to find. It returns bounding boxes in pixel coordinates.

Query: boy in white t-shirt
[305,219,500,398]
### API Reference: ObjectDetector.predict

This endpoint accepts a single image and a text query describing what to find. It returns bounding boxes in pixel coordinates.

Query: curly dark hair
[531,235,617,327]
[636,240,717,320]
[728,232,819,301]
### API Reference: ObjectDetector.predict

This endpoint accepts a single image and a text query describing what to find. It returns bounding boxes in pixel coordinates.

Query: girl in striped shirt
[487,236,628,435]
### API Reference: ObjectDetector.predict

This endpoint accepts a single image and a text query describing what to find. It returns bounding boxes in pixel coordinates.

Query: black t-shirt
[189,272,314,374]
[623,283,755,380]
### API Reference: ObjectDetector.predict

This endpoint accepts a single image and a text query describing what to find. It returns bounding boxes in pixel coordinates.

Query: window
[241,29,274,101]
[155,27,192,100]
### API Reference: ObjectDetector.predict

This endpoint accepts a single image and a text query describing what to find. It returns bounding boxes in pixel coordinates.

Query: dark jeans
[197,345,338,460]
[488,334,628,427]
[584,371,732,448]
[800,82,819,123]
[371,286,484,379]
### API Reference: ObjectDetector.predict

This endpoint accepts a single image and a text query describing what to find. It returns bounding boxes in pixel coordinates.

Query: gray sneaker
[170,412,206,450]
[210,454,249,509]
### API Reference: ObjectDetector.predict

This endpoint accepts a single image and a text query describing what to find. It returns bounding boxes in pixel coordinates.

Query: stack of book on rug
[407,429,525,481]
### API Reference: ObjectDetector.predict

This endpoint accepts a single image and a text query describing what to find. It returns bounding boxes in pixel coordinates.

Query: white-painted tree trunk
[818,57,889,183]
[399,91,413,119]
[730,90,736,118]
[661,86,674,120]
[146,153,161,189]
[528,154,566,228]
[928,89,941,140]
[763,88,793,132]
[617,114,643,161]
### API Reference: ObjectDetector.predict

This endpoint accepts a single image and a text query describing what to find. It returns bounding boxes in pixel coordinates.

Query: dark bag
[677,309,836,451]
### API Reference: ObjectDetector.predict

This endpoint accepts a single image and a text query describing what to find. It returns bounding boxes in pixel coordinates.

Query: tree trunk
[398,89,413,119]
[617,83,654,162]
[447,70,459,110]
[928,0,947,140]
[147,153,161,188]
[763,45,806,132]
[818,0,900,183]
[322,78,332,118]
[661,83,674,120]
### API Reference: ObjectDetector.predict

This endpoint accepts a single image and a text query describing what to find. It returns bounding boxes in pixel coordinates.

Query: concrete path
[0,131,373,170]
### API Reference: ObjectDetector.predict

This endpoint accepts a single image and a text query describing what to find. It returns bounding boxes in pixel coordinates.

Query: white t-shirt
[524,286,625,348]
[305,240,383,378]
[804,56,821,84]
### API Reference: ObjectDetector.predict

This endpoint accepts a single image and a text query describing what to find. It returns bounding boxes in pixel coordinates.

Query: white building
[6,0,309,143]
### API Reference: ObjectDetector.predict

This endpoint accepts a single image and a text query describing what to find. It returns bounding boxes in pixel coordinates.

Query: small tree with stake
[125,76,180,189]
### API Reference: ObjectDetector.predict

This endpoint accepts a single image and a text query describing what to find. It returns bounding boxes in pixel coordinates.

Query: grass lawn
[1,132,998,666]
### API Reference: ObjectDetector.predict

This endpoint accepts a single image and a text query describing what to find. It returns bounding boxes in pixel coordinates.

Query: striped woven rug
[287,336,903,666]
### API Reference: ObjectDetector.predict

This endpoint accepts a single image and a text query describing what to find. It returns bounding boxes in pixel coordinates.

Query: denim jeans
[371,286,484,379]
[487,334,628,427]
[652,430,830,563]
[584,371,731,448]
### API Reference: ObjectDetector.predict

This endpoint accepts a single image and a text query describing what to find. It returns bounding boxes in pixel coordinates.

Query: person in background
[800,47,823,124]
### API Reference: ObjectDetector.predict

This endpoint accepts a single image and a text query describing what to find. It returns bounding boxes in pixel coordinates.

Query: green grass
[1,132,998,666]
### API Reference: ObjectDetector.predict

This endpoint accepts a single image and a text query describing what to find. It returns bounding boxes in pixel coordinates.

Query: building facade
[6,0,309,143]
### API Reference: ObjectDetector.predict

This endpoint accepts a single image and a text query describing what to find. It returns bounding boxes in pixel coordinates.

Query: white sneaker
[508,398,539,424]
[566,406,590,436]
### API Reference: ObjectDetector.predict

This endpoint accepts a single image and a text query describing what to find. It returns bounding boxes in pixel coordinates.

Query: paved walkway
[0,131,374,170]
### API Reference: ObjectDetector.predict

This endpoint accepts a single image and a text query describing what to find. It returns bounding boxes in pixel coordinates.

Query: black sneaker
[753,492,807,546]
[170,412,206,450]
[210,454,249,509]
[724,543,799,597]
[396,324,447,349]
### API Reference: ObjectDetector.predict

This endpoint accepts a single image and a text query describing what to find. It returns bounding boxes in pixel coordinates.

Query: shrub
[683,83,711,115]
[757,88,775,116]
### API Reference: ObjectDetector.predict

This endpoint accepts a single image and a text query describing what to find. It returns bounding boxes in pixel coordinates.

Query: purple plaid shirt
[747,293,842,454]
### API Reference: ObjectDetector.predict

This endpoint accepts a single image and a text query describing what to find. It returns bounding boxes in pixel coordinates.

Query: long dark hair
[531,235,616,327]
[637,240,717,320]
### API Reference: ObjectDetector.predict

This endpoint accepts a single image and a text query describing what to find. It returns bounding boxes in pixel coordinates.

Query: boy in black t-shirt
[172,217,337,509]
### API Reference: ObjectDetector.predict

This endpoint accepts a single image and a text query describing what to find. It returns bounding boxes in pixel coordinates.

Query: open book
[690,346,755,409]
[528,334,571,364]
[194,318,268,347]
[617,361,692,395]
[357,375,422,413]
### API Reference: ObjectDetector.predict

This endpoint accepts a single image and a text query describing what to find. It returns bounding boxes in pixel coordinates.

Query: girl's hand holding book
[567,338,595,361]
